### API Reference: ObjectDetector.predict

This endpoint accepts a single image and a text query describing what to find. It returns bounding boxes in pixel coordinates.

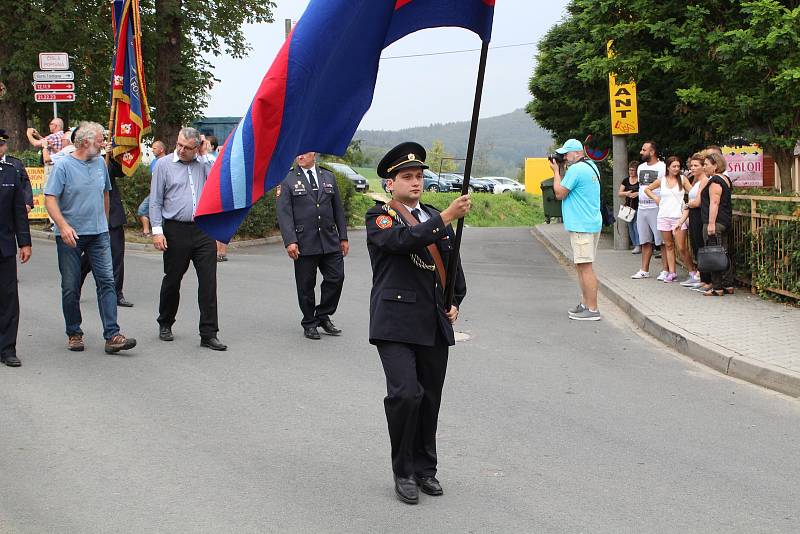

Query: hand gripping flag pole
[444,40,490,309]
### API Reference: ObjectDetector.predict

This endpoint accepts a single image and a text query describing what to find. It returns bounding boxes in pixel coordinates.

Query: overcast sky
[203,0,570,130]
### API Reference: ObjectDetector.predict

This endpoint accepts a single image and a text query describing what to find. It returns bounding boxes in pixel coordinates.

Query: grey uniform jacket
[276,165,348,256]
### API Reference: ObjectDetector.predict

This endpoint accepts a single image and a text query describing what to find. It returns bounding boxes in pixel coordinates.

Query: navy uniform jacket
[366,202,466,347]
[276,165,348,255]
[107,161,127,229]
[2,155,33,208]
[0,160,32,258]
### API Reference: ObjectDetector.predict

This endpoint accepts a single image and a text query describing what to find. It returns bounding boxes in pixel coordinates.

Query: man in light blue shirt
[44,121,137,354]
[550,138,602,321]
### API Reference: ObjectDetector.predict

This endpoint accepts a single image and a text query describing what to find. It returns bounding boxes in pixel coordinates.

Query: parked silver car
[483,176,525,194]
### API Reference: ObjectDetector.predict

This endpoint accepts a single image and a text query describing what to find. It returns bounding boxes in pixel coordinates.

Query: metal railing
[731,194,800,300]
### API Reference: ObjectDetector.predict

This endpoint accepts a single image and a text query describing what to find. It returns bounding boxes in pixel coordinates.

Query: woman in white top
[644,156,692,283]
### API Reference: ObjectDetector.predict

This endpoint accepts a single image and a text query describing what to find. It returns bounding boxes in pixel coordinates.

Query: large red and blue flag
[194,0,495,243]
[110,0,151,176]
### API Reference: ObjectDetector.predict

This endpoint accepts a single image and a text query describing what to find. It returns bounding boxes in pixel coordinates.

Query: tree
[145,0,275,147]
[552,0,800,190]
[342,139,368,167]
[427,139,458,173]
[0,1,275,150]
[0,1,114,149]
[527,0,709,162]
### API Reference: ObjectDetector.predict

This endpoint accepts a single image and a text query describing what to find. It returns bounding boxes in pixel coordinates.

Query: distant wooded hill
[355,109,554,177]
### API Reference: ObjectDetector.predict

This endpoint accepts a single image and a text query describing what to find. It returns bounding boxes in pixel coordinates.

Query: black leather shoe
[415,475,443,496]
[201,337,227,351]
[319,319,342,335]
[117,297,134,308]
[1,354,21,367]
[304,327,321,340]
[394,476,419,504]
[159,326,174,341]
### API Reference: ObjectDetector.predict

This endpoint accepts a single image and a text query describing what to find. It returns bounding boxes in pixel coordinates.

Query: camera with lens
[547,152,565,164]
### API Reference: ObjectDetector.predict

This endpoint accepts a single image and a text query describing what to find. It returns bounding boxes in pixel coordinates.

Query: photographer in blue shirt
[549,139,602,321]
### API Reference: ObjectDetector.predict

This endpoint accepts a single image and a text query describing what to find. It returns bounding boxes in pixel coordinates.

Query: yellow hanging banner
[607,42,639,135]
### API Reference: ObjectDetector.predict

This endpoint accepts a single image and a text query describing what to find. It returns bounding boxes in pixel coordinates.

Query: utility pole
[607,41,639,251]
[612,136,629,250]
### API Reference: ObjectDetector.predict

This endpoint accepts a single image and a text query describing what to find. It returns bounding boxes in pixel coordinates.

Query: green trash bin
[540,177,562,224]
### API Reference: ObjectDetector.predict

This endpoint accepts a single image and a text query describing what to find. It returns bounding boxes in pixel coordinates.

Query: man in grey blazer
[276,152,349,340]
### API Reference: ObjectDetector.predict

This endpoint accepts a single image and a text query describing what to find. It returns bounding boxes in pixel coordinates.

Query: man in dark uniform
[366,142,470,504]
[80,158,133,307]
[0,129,33,212]
[277,152,349,340]
[0,130,33,367]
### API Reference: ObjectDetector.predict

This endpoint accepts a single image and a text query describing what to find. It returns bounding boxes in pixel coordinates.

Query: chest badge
[376,215,393,230]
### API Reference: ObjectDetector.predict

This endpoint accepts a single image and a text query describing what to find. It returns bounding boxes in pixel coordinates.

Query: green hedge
[420,191,545,227]
[115,167,361,239]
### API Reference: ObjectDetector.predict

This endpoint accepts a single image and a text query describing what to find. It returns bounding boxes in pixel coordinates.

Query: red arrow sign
[34,92,76,102]
[33,82,75,92]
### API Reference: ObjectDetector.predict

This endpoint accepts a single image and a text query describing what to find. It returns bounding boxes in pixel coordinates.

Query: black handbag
[697,235,729,273]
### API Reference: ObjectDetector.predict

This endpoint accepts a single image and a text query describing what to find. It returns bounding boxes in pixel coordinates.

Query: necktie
[411,208,421,222]
[307,169,318,191]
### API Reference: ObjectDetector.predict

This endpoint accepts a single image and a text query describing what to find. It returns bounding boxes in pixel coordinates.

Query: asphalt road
[1,228,798,533]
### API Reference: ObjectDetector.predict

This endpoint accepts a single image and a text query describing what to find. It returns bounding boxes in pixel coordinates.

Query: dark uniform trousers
[366,202,466,480]
[158,219,218,338]
[293,251,344,328]
[378,329,449,478]
[0,255,20,358]
[0,158,31,359]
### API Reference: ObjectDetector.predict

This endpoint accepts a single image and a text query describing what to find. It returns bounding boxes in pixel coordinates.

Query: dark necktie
[307,169,318,191]
[411,208,421,222]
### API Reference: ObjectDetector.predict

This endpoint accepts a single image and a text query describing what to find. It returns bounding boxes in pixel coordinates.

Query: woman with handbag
[644,156,693,283]
[700,152,735,296]
[673,153,706,288]
[617,161,640,253]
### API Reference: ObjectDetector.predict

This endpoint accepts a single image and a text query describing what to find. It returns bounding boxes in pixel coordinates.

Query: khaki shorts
[569,232,600,264]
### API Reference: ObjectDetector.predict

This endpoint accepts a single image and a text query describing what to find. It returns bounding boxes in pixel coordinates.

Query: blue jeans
[137,196,150,217]
[628,212,640,247]
[56,232,120,340]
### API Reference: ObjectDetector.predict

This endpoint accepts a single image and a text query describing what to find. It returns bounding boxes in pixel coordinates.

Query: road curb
[31,227,366,252]
[31,229,286,252]
[531,226,800,398]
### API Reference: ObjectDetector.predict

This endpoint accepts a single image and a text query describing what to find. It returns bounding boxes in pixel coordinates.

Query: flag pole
[106,0,118,166]
[444,40,489,308]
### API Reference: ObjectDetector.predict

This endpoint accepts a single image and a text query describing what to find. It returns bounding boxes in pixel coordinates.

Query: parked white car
[483,176,525,194]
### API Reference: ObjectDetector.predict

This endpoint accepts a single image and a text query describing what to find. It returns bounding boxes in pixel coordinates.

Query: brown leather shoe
[105,334,137,354]
[68,334,85,352]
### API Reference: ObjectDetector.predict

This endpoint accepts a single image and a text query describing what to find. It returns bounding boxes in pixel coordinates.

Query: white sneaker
[631,246,641,254]
[680,272,701,287]
[631,270,650,279]
[656,271,669,281]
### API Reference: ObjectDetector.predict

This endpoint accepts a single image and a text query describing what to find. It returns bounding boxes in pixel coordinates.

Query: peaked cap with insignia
[0,129,8,144]
[377,142,428,178]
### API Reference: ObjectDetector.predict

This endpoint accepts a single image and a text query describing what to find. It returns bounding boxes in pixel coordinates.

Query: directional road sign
[34,92,76,103]
[39,52,69,70]
[33,71,74,82]
[33,82,75,92]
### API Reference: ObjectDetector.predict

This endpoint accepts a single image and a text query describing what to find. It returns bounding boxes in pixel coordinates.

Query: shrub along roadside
[421,191,544,227]
[115,168,359,240]
[33,163,545,238]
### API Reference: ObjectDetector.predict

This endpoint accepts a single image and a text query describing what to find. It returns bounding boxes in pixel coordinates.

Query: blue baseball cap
[555,138,584,154]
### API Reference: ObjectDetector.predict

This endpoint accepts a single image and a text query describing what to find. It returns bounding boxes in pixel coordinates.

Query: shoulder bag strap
[389,199,447,289]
